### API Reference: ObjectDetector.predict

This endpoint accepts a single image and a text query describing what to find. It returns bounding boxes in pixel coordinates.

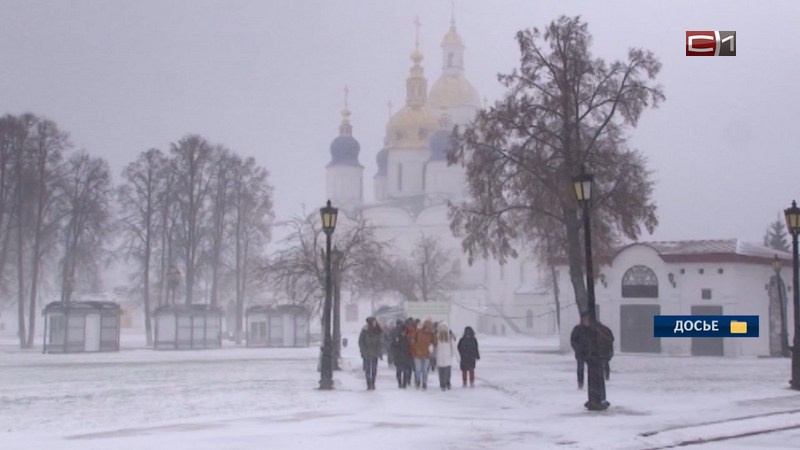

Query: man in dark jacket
[570,314,591,390]
[457,326,480,387]
[390,319,413,388]
[359,317,383,390]
[572,312,610,410]
[596,320,614,381]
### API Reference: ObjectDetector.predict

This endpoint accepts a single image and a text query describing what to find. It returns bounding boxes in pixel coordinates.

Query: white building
[555,239,795,357]
[326,19,552,339]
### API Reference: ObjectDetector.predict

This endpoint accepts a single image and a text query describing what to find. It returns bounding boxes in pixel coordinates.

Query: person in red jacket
[410,319,435,390]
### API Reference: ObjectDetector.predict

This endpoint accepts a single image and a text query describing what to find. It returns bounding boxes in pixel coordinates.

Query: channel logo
[654,315,758,337]
[686,31,736,56]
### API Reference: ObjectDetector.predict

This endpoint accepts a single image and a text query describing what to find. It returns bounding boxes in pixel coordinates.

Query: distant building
[555,239,794,357]
[325,18,542,339]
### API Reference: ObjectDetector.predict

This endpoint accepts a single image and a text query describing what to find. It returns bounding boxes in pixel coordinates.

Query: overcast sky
[2,0,799,245]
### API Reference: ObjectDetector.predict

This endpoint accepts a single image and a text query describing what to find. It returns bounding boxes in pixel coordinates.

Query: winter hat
[366,316,376,325]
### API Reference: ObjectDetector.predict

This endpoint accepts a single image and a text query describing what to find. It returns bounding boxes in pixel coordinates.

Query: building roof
[43,301,120,313]
[616,239,793,265]
[550,239,792,267]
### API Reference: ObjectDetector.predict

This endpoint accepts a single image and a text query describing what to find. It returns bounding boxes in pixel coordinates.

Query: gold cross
[414,16,421,50]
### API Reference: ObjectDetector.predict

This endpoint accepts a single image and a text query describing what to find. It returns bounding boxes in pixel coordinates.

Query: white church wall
[326,165,363,210]
[386,149,429,198]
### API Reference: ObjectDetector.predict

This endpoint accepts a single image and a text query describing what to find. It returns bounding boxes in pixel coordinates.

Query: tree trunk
[26,167,48,348]
[550,263,562,330]
[332,265,341,370]
[143,230,153,346]
[233,192,243,345]
[16,218,26,349]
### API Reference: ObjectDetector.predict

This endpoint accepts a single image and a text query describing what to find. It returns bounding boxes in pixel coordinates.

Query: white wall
[326,164,363,210]
[556,244,778,357]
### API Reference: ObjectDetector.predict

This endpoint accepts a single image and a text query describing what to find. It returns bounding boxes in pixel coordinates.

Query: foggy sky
[2,0,799,246]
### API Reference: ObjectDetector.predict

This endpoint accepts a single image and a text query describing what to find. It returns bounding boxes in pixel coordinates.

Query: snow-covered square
[2,335,799,449]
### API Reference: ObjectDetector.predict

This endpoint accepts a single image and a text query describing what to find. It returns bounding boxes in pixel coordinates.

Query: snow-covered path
[1,335,799,449]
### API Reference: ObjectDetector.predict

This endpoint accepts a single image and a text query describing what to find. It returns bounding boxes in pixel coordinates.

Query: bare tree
[267,210,388,319]
[207,146,236,308]
[60,152,112,307]
[230,156,273,343]
[3,115,72,348]
[448,16,663,316]
[171,135,213,305]
[382,235,460,303]
[118,149,166,345]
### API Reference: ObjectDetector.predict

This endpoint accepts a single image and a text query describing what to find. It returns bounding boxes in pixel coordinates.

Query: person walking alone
[359,317,383,390]
[570,313,591,390]
[457,326,480,388]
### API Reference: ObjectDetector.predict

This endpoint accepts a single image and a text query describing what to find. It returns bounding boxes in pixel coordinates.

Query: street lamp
[572,167,608,411]
[319,200,338,390]
[773,255,790,357]
[784,200,800,389]
[331,246,344,371]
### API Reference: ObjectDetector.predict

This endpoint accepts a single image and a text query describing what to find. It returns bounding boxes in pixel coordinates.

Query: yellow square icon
[730,320,747,334]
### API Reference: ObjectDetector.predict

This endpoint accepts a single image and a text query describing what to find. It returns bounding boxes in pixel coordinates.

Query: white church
[323,18,557,339]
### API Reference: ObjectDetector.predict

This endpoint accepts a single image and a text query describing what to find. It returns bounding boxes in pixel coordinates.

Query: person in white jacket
[434,322,455,391]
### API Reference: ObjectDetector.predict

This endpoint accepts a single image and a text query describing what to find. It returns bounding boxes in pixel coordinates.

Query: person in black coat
[572,313,610,410]
[570,314,592,389]
[390,319,413,388]
[457,326,480,387]
[596,320,614,380]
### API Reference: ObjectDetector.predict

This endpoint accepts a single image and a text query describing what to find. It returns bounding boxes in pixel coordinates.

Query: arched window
[448,53,454,67]
[526,310,533,329]
[621,265,659,298]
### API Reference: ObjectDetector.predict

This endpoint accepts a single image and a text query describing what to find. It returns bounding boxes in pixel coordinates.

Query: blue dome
[375,148,388,176]
[429,129,454,161]
[329,135,361,166]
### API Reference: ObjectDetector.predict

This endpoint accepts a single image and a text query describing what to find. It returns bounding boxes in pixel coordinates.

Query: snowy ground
[1,333,799,449]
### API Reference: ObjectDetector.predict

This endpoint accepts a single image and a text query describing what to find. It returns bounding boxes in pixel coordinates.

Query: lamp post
[332,246,344,371]
[773,255,790,357]
[573,167,608,411]
[319,200,338,390]
[783,200,800,389]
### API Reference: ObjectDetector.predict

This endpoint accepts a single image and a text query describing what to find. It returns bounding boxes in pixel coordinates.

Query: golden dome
[428,75,481,111]
[385,105,439,148]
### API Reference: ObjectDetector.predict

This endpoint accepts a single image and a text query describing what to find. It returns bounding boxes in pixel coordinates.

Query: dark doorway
[691,305,724,356]
[620,304,661,353]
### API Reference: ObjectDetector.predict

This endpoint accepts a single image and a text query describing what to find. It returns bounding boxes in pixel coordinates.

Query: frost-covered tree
[448,16,664,317]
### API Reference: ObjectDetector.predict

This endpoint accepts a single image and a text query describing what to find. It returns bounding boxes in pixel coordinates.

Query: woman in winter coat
[457,326,480,387]
[358,317,383,390]
[435,323,455,390]
[390,319,413,388]
[410,319,435,390]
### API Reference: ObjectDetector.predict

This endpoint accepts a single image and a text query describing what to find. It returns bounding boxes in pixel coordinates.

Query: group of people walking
[358,317,480,391]
[359,311,614,405]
